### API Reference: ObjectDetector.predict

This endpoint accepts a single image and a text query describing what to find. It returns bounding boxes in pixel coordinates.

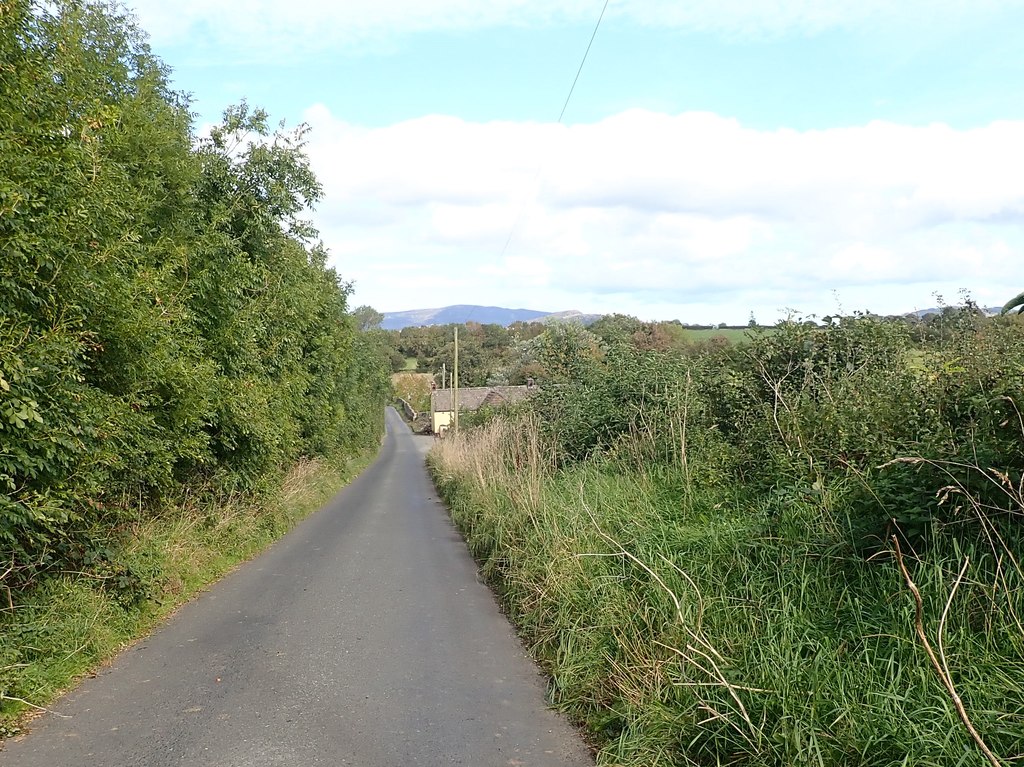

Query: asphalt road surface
[2,408,593,767]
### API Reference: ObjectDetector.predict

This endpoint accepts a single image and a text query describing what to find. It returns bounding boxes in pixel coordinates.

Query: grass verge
[0,447,377,737]
[430,418,1024,766]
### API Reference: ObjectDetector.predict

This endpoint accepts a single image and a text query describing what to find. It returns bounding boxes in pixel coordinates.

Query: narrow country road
[1,408,593,767]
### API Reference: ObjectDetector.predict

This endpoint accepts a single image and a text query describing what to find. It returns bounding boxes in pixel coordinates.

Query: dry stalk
[677,371,693,505]
[578,487,762,747]
[880,456,1021,510]
[937,558,970,699]
[659,554,705,634]
[0,693,70,718]
[695,702,759,746]
[892,536,1003,767]
[655,641,775,699]
[0,563,14,612]
[753,357,806,457]
[879,455,1024,635]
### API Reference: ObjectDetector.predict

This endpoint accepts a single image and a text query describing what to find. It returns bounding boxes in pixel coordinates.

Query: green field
[683,327,754,343]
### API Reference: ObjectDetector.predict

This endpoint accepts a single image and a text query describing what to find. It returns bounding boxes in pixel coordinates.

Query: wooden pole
[453,326,460,435]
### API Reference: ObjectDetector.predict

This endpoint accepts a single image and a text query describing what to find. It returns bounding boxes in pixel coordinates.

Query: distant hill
[909,306,1002,318]
[538,310,604,326]
[381,305,602,330]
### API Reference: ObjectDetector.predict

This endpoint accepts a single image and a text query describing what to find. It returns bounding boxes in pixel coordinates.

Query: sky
[125,0,1024,324]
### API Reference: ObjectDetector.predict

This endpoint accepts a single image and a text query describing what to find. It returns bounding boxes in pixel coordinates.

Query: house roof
[431,385,537,413]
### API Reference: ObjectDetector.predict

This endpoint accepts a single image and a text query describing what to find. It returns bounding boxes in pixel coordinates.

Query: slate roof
[430,385,537,413]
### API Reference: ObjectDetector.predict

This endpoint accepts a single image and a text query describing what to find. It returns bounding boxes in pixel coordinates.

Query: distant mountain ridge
[381,304,1009,330]
[381,305,602,330]
[909,306,1002,318]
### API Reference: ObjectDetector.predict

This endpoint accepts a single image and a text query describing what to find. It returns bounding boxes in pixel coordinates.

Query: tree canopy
[0,0,390,573]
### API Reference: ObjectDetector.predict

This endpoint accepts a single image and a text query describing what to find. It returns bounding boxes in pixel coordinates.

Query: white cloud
[125,0,1023,54]
[303,105,1024,321]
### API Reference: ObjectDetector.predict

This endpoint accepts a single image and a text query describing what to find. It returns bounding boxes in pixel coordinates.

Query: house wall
[432,410,452,435]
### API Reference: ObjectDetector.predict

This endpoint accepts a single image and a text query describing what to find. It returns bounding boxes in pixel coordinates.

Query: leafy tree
[530,324,605,384]
[1,0,210,558]
[0,0,389,572]
[352,305,384,331]
[589,314,645,346]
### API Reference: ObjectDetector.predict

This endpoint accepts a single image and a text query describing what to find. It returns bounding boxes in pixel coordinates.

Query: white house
[430,385,536,436]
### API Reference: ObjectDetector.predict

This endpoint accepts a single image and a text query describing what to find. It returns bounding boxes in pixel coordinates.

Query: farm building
[430,384,537,436]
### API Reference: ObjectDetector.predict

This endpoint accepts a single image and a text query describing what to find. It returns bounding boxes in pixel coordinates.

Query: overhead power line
[445,1,612,422]
[497,0,612,263]
[558,0,611,125]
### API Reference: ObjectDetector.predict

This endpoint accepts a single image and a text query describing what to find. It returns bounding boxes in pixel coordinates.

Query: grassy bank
[0,448,376,737]
[431,422,1023,765]
[429,312,1024,766]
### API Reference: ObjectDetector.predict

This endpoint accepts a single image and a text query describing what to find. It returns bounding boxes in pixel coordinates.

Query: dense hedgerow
[0,0,390,578]
[431,309,1024,766]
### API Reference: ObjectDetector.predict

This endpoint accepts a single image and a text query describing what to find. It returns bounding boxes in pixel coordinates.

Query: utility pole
[453,326,460,435]
[441,362,446,390]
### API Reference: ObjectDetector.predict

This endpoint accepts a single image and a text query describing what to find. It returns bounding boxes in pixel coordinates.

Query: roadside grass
[430,418,1024,766]
[0,448,377,737]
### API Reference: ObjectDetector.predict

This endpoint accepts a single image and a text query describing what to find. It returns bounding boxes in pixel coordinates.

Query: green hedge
[0,0,389,578]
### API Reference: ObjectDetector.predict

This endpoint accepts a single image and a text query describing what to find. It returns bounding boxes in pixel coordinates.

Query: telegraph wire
[557,0,611,125]
[452,0,612,423]
[497,0,611,263]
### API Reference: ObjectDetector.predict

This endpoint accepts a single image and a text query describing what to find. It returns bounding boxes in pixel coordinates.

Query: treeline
[1,1,390,579]
[385,314,736,385]
[431,305,1024,765]
[388,309,993,388]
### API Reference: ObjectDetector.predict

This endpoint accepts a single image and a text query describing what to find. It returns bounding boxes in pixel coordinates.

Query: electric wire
[455,0,610,381]
[496,0,611,263]
[557,0,611,125]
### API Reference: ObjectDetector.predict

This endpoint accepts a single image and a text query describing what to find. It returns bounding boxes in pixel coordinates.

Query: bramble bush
[528,308,1024,545]
[711,309,1024,544]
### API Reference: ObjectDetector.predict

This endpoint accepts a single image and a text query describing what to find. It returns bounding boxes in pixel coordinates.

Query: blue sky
[127,0,1024,323]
